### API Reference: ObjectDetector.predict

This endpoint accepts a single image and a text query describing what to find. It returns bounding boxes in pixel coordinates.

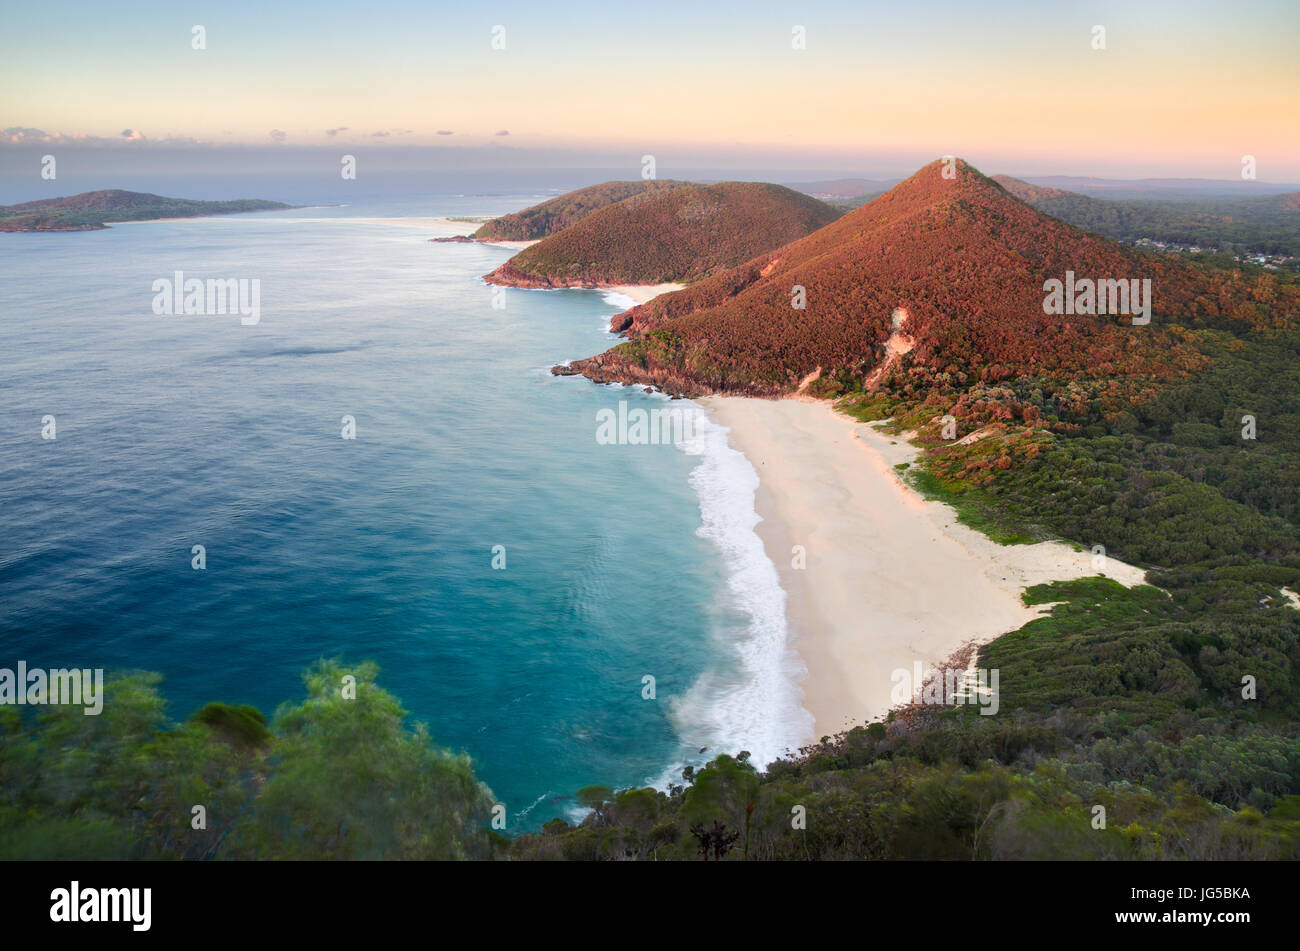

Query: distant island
[0,189,292,232]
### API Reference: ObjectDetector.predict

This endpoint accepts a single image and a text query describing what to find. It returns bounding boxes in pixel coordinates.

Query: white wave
[512,791,551,824]
[596,289,637,334]
[598,289,638,312]
[653,405,814,779]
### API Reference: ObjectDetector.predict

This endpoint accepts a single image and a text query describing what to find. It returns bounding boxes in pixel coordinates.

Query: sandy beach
[339,216,537,249]
[479,238,539,250]
[699,396,1148,741]
[602,283,686,305]
[352,216,466,228]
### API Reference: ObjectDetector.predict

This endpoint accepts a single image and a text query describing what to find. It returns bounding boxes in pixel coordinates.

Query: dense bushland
[994,175,1300,257]
[472,180,691,241]
[0,660,503,860]
[565,160,1300,396]
[485,182,841,287]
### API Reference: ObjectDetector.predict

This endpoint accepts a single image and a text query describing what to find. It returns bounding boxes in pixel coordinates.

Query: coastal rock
[550,353,739,399]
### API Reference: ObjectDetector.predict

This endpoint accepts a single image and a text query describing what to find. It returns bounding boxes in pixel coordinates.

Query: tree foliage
[0,661,502,860]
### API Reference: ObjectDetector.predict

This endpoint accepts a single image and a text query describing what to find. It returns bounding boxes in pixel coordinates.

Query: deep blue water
[0,197,803,828]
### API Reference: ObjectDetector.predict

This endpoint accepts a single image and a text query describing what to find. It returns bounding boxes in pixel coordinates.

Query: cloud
[2,127,55,144]
[1,127,207,148]
[436,130,454,136]
[494,130,510,136]
[148,136,210,148]
[325,126,349,137]
[372,130,391,138]
[269,129,287,143]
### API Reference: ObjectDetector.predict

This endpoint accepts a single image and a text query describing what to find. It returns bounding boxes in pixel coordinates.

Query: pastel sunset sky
[2,0,1297,178]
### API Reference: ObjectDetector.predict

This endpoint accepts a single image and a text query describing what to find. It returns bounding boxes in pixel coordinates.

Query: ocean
[0,193,811,829]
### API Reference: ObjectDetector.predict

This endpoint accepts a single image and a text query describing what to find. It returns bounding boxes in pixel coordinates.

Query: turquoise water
[0,199,810,828]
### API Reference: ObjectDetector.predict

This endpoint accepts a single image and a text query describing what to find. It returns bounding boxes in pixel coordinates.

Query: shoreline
[350,216,540,248]
[482,264,685,304]
[698,396,1147,742]
[598,282,685,306]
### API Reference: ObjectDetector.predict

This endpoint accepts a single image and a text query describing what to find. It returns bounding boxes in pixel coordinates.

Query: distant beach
[699,396,1148,741]
[601,283,685,306]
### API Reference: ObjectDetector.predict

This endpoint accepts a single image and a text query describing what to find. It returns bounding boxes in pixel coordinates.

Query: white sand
[482,239,541,249]
[112,215,543,252]
[699,396,1148,740]
[350,217,464,228]
[342,217,538,248]
[602,283,685,305]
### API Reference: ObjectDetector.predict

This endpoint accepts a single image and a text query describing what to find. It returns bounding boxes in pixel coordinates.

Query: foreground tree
[227,660,501,860]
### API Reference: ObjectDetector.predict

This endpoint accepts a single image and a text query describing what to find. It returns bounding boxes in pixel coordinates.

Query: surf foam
[650,405,814,783]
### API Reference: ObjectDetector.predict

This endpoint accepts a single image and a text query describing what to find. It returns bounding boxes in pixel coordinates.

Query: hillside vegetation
[472,180,691,241]
[0,660,503,859]
[993,174,1300,256]
[557,159,1299,396]
[484,182,841,288]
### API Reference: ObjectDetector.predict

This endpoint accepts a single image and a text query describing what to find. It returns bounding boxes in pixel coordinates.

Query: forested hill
[471,180,692,240]
[990,175,1076,202]
[555,158,1299,397]
[993,174,1300,257]
[483,182,841,288]
[0,190,290,231]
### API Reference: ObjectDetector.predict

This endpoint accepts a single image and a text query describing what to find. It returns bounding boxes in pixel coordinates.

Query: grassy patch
[906,468,1039,545]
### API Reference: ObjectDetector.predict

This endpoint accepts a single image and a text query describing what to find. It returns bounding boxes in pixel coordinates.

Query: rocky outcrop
[482,259,599,290]
[552,354,718,398]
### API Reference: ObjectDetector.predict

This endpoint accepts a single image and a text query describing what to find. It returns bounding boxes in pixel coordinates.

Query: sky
[2,0,1298,180]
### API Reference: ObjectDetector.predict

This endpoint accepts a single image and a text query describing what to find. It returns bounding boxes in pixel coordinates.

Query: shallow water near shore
[0,197,806,829]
